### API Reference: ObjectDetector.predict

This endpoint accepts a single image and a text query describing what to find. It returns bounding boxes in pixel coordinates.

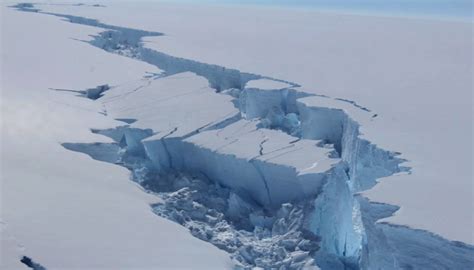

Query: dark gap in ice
[20,256,47,270]
[115,118,137,124]
[334,98,371,112]
[49,84,109,100]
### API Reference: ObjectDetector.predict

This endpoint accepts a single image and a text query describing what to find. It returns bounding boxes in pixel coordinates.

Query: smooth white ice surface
[37,2,473,244]
[102,72,239,138]
[187,120,337,175]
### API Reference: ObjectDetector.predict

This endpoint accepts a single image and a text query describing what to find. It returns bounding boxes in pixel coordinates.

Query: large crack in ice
[64,125,321,269]
[13,3,474,270]
[20,256,47,270]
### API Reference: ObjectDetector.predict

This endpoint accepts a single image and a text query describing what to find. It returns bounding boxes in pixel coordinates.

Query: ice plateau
[2,2,473,270]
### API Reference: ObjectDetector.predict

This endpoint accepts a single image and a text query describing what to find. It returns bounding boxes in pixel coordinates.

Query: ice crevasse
[13,3,474,270]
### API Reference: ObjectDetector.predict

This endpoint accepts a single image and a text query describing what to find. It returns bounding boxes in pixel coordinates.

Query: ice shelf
[12,3,474,270]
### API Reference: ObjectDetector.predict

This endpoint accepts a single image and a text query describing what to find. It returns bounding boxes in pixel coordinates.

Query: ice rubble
[14,3,474,270]
[64,121,323,269]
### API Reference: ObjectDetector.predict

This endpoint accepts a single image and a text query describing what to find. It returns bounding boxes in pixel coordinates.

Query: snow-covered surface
[33,2,473,244]
[0,6,232,269]
[103,72,239,137]
[1,1,473,270]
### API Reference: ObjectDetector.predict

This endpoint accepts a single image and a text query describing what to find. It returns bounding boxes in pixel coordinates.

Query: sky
[171,0,473,19]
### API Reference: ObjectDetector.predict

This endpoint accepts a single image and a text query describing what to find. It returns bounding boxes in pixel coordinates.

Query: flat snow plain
[1,1,472,269]
[35,2,473,244]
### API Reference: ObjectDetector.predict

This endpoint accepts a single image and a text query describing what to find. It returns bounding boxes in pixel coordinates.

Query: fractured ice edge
[20,256,47,270]
[49,84,110,100]
[12,3,474,270]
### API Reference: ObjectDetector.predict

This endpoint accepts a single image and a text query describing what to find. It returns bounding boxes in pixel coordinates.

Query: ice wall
[297,100,405,191]
[142,121,335,208]
[64,124,323,269]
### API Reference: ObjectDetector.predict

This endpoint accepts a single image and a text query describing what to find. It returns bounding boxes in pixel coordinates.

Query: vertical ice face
[296,98,409,265]
[297,97,407,192]
[340,118,404,192]
[92,126,154,156]
[235,86,377,265]
[63,124,325,269]
[238,85,314,139]
[298,106,346,154]
[308,164,366,268]
[235,90,410,265]
[141,119,336,209]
